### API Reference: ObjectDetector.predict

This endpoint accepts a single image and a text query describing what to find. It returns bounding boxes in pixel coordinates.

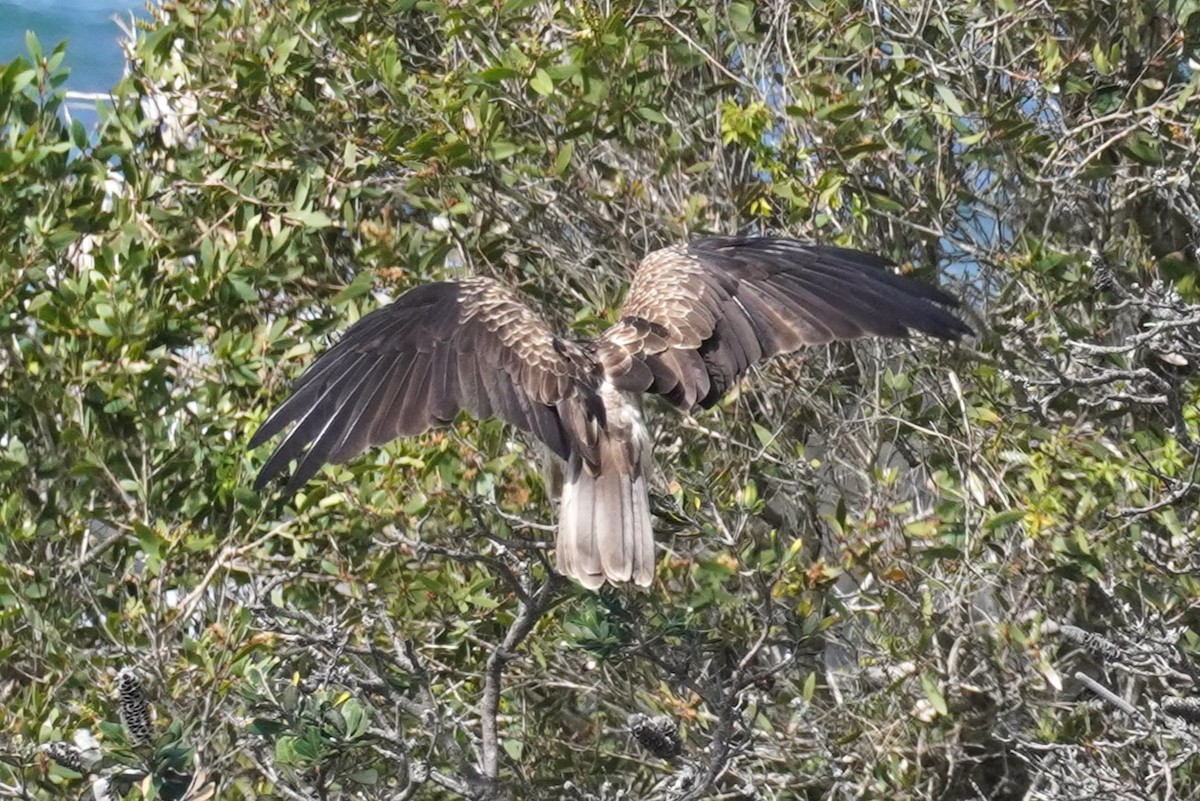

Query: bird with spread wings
[250,236,971,589]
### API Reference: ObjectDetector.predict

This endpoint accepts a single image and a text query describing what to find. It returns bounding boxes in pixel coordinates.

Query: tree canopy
[1,0,1199,799]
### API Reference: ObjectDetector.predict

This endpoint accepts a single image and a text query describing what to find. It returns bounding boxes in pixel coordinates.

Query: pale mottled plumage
[251,236,971,589]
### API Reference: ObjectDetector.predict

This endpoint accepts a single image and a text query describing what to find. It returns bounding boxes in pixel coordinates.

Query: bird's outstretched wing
[250,277,600,492]
[595,236,972,409]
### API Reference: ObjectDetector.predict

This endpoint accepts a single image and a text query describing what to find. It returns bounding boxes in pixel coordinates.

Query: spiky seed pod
[1163,697,1200,725]
[1089,252,1115,294]
[629,713,682,759]
[1057,624,1123,659]
[118,668,153,745]
[41,741,85,772]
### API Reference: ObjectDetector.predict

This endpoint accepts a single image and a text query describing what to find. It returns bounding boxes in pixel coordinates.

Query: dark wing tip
[252,432,304,492]
[247,407,290,453]
[688,235,973,341]
[249,424,319,496]
[249,419,300,494]
[247,282,466,494]
[922,305,974,340]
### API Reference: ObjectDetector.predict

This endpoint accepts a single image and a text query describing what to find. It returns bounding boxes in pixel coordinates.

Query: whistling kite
[251,237,970,588]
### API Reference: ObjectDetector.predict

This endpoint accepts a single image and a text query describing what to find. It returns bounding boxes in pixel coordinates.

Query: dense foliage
[2,1,1199,798]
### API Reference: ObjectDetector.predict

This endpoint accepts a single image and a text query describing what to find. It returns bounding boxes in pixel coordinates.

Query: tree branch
[478,573,565,790]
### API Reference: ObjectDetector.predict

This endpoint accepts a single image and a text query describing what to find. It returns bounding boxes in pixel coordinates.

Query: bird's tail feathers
[556,437,654,589]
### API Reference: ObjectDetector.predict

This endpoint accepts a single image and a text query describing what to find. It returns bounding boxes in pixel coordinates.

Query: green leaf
[934,84,965,116]
[332,271,374,306]
[478,66,520,82]
[802,671,817,702]
[530,68,553,96]
[864,189,905,213]
[751,422,777,449]
[341,699,370,739]
[275,736,299,765]
[1122,131,1162,165]
[637,107,668,124]
[490,139,520,160]
[9,68,37,95]
[727,2,754,34]
[25,31,43,63]
[49,763,83,780]
[550,141,574,177]
[982,510,1024,531]
[957,130,987,146]
[919,672,948,717]
[71,119,88,149]
[227,276,258,303]
[283,210,334,228]
[500,0,539,14]
[348,769,379,785]
[87,318,114,337]
[503,738,524,760]
[330,6,364,24]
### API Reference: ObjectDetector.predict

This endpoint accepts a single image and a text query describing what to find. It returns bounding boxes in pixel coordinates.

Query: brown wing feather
[598,236,971,409]
[251,277,600,492]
